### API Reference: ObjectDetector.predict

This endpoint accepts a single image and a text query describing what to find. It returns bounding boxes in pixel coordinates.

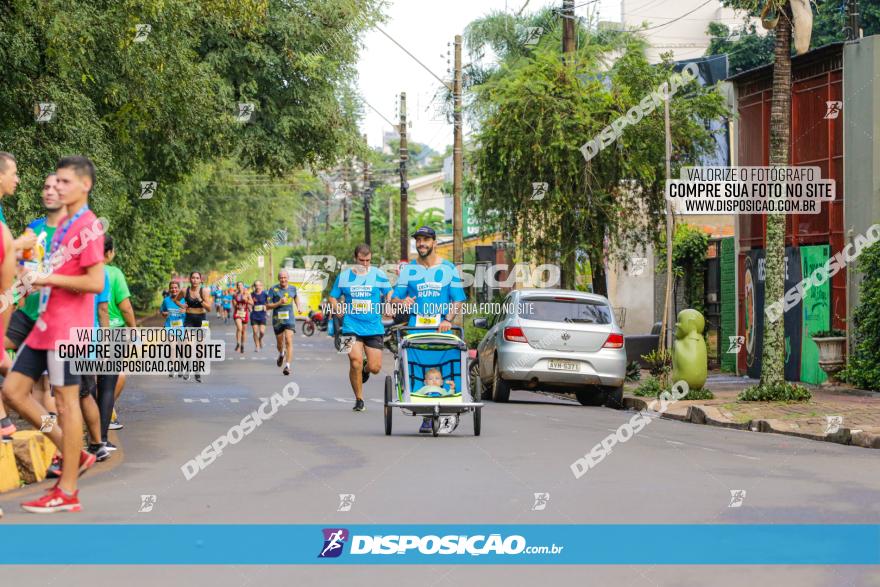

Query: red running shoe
[45,450,97,479]
[21,485,81,514]
[0,421,15,437]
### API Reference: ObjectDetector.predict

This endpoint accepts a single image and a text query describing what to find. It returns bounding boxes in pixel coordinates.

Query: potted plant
[812,329,847,384]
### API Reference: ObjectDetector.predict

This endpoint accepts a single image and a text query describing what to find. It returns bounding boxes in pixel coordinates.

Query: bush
[633,376,714,400]
[684,387,715,400]
[737,381,812,402]
[626,360,642,382]
[633,377,662,397]
[641,349,672,377]
[840,241,880,390]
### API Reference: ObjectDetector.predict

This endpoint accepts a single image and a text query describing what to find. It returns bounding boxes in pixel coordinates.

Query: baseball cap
[411,226,436,239]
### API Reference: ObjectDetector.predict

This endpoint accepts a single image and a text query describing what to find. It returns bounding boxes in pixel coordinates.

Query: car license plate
[548,359,578,372]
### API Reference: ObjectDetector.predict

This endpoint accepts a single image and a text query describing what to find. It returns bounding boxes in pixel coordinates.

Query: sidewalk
[624,373,880,449]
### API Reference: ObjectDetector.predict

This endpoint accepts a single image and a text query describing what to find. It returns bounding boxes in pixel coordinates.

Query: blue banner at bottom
[2,525,878,565]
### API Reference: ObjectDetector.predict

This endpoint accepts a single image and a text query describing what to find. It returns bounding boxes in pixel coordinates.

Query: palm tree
[734,0,813,389]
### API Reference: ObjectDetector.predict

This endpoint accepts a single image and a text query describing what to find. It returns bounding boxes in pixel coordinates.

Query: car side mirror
[472,317,488,329]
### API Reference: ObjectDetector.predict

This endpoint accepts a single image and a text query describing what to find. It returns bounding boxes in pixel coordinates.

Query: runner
[392,226,466,434]
[328,244,392,412]
[160,280,186,377]
[222,287,233,324]
[2,155,105,513]
[99,236,136,438]
[232,281,251,354]
[250,280,268,351]
[0,153,18,445]
[267,269,303,376]
[183,271,212,383]
[1,172,65,436]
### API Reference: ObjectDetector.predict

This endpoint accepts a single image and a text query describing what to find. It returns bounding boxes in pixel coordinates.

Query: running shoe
[108,419,123,431]
[46,450,96,478]
[282,365,290,376]
[419,418,432,434]
[276,354,283,367]
[1,417,17,437]
[352,399,365,412]
[361,360,370,383]
[104,441,118,452]
[88,443,111,463]
[21,485,81,514]
[235,342,240,352]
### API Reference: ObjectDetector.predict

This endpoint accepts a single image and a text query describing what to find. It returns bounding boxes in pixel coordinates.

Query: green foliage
[642,349,672,378]
[812,329,846,338]
[840,241,880,390]
[684,387,715,400]
[465,12,728,286]
[626,360,642,382]
[657,223,710,314]
[706,21,775,76]
[708,2,880,75]
[633,376,662,397]
[0,0,383,310]
[737,381,812,402]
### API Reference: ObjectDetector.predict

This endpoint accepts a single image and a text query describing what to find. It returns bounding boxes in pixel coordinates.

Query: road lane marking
[734,453,760,460]
[665,440,685,446]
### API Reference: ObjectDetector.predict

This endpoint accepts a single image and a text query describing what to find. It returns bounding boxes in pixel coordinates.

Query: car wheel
[492,361,511,403]
[603,385,625,410]
[469,360,482,401]
[575,387,605,406]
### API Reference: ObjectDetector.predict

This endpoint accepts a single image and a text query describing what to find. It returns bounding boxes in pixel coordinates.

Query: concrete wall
[607,246,657,336]
[844,36,880,318]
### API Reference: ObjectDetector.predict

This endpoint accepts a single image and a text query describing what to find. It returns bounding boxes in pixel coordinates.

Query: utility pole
[399,92,409,261]
[659,95,675,358]
[562,0,576,61]
[388,197,394,262]
[453,35,464,265]
[846,0,861,41]
[362,134,372,247]
[344,162,353,242]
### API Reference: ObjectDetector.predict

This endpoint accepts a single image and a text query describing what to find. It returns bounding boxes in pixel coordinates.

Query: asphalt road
[3,322,878,586]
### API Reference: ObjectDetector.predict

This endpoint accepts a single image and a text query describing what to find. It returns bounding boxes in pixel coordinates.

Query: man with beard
[392,227,466,434]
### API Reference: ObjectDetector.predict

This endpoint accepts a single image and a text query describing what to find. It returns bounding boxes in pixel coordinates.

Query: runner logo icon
[319,528,349,558]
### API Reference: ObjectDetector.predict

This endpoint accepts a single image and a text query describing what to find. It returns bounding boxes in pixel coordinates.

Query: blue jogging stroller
[384,326,483,437]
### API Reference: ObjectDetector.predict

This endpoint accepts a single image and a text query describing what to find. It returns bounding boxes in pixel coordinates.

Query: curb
[623,395,879,449]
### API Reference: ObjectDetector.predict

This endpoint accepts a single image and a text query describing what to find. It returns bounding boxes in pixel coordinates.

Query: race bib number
[235,310,246,319]
[201,320,210,328]
[170,319,183,328]
[278,311,290,321]
[416,314,441,327]
[351,300,371,313]
[253,305,265,312]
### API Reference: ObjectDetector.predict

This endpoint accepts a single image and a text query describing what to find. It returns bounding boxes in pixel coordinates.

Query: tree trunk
[762,4,792,387]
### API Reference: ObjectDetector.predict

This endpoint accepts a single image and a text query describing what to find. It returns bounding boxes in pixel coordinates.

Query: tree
[706,1,880,75]
[0,0,383,308]
[723,0,813,397]
[465,11,727,294]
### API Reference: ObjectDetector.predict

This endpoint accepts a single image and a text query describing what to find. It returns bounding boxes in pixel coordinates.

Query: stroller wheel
[384,376,393,436]
[474,407,481,436]
[432,416,440,437]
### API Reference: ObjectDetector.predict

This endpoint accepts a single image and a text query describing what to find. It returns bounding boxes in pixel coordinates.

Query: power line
[375,25,450,88]
[361,97,397,128]
[618,0,716,32]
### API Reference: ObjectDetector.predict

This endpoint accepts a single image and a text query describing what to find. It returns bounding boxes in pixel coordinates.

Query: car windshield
[520,299,613,324]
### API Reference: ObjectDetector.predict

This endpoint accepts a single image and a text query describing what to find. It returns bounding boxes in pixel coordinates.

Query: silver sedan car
[472,289,626,408]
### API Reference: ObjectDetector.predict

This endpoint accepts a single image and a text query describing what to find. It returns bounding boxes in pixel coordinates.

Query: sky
[356,0,623,153]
